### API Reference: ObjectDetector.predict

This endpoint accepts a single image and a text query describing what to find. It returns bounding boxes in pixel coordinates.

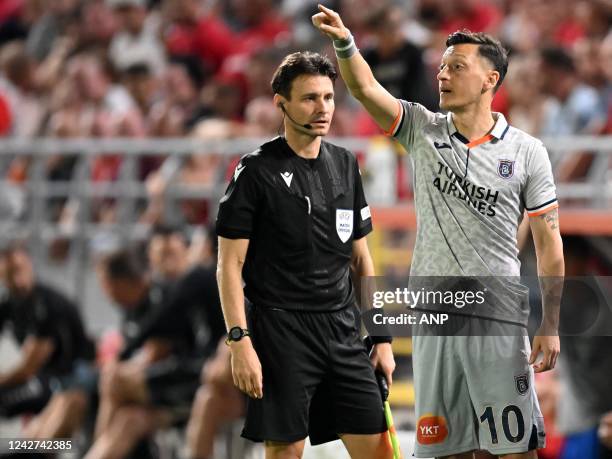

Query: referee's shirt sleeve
[523,142,558,217]
[216,157,261,239]
[353,157,373,239]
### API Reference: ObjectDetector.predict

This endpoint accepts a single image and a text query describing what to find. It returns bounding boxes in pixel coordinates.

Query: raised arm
[312,4,400,133]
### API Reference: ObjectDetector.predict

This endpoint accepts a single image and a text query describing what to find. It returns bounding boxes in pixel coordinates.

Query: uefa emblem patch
[515,373,529,395]
[336,209,353,243]
[498,159,515,179]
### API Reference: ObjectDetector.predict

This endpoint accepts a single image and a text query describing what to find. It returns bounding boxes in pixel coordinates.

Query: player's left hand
[370,343,395,386]
[529,333,560,373]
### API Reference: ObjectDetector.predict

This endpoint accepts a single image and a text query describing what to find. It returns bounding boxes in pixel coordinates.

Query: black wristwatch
[225,326,251,345]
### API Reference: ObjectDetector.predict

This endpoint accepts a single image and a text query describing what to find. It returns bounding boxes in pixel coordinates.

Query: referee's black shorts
[242,303,387,445]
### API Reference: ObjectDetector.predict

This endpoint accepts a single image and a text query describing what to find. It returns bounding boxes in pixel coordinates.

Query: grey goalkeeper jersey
[391,101,558,323]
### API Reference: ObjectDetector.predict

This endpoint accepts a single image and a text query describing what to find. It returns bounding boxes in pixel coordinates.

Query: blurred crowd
[0,1,611,459]
[0,0,610,227]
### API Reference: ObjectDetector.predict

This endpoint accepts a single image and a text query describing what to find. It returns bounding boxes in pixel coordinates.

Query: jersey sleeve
[216,156,262,239]
[389,100,437,152]
[523,142,558,217]
[353,156,373,240]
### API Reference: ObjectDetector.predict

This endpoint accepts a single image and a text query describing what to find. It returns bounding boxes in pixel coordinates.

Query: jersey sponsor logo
[515,373,529,395]
[433,141,452,150]
[234,164,246,181]
[434,161,499,217]
[417,414,448,445]
[336,209,353,243]
[360,205,371,221]
[498,159,515,179]
[280,171,293,188]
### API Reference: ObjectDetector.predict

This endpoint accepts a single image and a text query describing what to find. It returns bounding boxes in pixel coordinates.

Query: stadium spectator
[79,0,117,50]
[107,0,166,77]
[538,46,606,136]
[0,40,45,138]
[361,4,438,112]
[0,243,96,438]
[573,38,608,92]
[163,0,234,78]
[225,0,291,56]
[25,0,80,61]
[437,0,503,35]
[504,53,550,135]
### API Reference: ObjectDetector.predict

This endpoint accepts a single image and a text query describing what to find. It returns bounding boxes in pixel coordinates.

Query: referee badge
[498,159,515,179]
[336,209,353,243]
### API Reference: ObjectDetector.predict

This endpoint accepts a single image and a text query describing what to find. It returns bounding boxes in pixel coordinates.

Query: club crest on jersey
[498,159,515,179]
[336,209,353,243]
[515,373,529,395]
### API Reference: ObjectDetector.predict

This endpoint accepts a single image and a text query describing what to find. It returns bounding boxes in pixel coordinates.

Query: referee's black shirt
[216,136,372,312]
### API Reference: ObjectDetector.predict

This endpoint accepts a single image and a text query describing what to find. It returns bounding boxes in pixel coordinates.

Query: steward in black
[216,136,372,311]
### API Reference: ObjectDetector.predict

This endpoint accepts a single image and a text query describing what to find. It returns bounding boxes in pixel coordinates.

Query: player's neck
[451,105,496,142]
[284,129,321,159]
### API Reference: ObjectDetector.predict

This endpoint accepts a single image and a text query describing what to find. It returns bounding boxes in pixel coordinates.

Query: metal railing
[0,135,611,301]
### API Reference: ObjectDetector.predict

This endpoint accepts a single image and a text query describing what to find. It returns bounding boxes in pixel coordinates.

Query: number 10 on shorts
[479,405,525,445]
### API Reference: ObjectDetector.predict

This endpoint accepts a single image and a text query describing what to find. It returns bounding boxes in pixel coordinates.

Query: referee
[215,51,396,459]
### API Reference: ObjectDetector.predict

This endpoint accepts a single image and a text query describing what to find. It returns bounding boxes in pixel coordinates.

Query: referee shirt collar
[446,111,510,144]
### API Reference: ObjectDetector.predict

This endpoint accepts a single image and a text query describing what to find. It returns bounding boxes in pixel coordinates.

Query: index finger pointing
[318,4,336,15]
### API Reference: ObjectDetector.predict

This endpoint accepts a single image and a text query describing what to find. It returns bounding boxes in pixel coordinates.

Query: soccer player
[313,5,564,459]
[216,51,396,459]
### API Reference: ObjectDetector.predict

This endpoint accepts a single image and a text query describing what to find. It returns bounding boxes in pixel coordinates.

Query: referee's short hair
[446,30,509,91]
[271,51,337,99]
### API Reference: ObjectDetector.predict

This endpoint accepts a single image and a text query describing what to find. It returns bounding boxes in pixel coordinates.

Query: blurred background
[0,0,610,458]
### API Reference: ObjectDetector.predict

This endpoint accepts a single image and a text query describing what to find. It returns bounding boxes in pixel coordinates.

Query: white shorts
[412,323,545,457]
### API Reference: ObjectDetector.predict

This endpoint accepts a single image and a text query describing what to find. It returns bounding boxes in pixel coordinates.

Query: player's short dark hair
[446,30,509,91]
[271,51,337,100]
[102,248,148,281]
[540,47,575,74]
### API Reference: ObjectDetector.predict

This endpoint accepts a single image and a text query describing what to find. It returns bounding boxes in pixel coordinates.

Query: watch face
[230,328,242,340]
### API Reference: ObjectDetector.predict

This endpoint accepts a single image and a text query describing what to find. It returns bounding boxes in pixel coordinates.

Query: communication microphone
[280,103,313,130]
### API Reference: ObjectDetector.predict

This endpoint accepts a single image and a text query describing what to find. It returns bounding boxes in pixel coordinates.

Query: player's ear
[484,70,499,92]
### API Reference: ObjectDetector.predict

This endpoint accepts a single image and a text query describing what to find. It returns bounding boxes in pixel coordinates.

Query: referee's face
[283,74,335,136]
[437,43,499,112]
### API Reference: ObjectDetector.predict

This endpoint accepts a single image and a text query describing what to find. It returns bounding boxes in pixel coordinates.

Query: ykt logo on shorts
[417,415,448,445]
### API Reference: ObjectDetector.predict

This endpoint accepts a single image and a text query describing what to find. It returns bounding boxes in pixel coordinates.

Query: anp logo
[417,414,448,445]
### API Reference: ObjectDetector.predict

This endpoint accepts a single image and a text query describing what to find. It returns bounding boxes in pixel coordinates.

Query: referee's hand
[370,343,396,387]
[229,339,263,399]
